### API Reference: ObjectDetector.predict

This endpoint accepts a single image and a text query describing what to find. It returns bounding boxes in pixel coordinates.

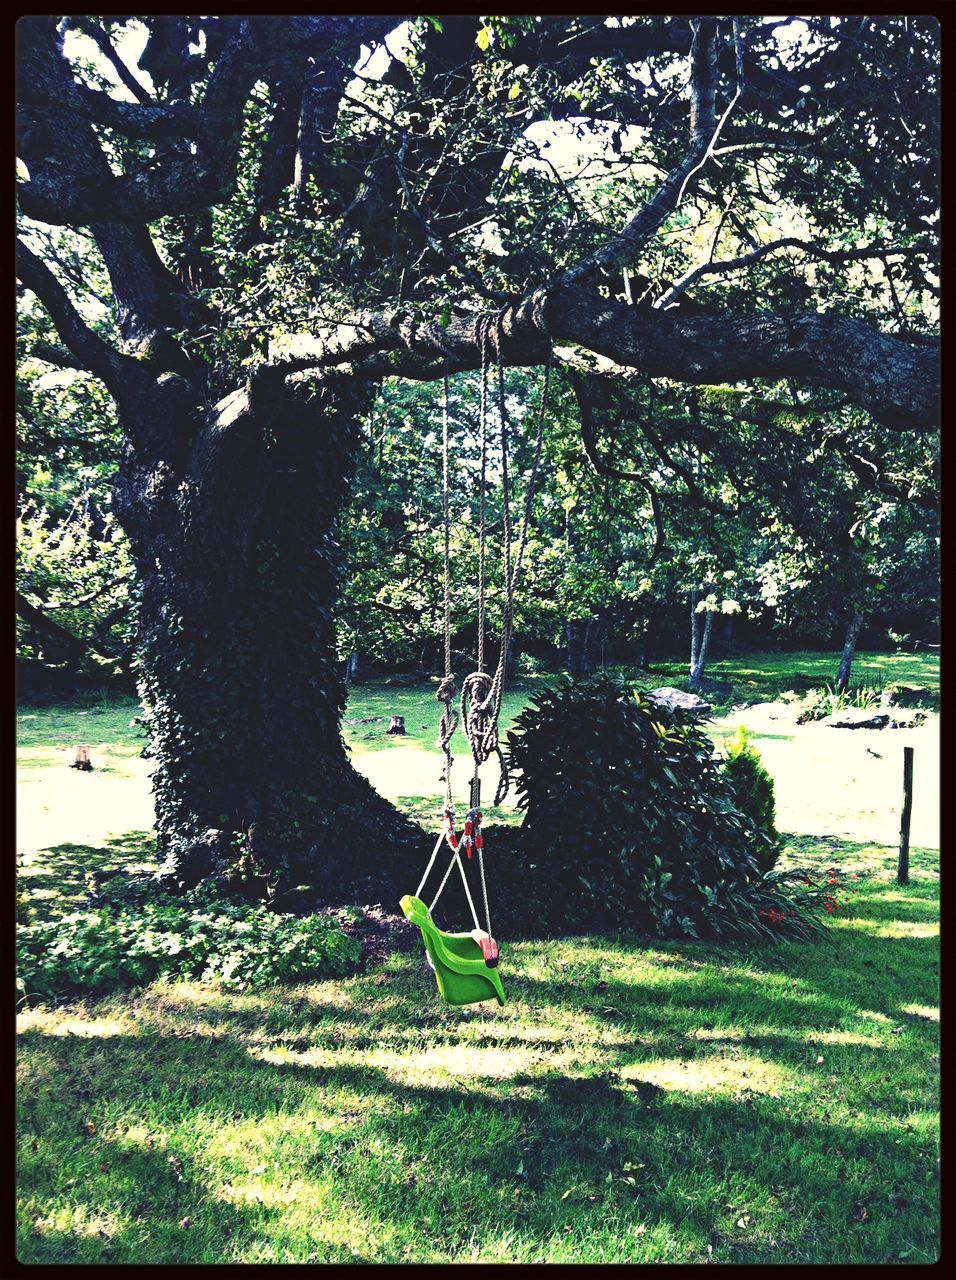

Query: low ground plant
[17,884,359,1006]
[795,684,883,723]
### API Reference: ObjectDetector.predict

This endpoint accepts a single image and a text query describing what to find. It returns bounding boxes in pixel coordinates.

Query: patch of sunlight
[901,1003,939,1022]
[16,1009,135,1038]
[376,1042,536,1081]
[249,1039,537,1084]
[203,1101,399,1169]
[31,1204,127,1240]
[621,1054,790,1097]
[860,1009,894,1025]
[469,1024,589,1048]
[113,1122,164,1151]
[155,980,359,1017]
[848,919,939,940]
[220,1177,325,1212]
[295,1210,402,1257]
[693,1024,885,1048]
[204,1114,335,1165]
[814,1028,887,1047]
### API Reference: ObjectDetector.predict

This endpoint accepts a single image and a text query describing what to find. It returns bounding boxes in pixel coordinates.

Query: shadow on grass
[780,835,939,874]
[17,854,939,1262]
[17,1015,938,1264]
[17,832,158,926]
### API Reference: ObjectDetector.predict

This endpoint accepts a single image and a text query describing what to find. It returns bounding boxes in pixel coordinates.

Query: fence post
[897,746,914,885]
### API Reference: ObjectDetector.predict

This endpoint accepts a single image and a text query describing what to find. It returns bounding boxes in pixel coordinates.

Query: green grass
[17,832,157,928]
[16,694,145,776]
[644,651,939,710]
[342,678,539,756]
[17,840,939,1264]
[16,654,940,1262]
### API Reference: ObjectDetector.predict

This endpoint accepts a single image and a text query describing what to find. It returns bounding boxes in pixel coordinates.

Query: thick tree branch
[563,18,736,286]
[16,592,89,657]
[19,338,87,371]
[20,91,199,141]
[41,575,132,610]
[17,15,404,226]
[273,288,937,432]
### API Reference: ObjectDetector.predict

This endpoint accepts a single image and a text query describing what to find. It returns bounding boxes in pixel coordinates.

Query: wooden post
[70,744,93,771]
[898,746,914,885]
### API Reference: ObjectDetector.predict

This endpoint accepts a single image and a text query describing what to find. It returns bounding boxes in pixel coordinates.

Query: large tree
[16,15,938,899]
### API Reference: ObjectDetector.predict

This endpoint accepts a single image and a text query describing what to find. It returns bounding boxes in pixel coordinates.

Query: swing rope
[421,308,553,940]
[436,361,458,812]
[460,311,552,806]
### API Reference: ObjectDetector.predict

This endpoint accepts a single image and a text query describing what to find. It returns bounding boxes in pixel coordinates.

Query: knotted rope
[460,312,507,803]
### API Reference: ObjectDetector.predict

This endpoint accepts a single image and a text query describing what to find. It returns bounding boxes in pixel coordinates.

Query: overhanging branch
[570,371,665,564]
[272,288,937,432]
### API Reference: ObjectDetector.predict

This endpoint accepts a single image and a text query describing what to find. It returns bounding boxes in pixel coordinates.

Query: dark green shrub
[17,884,360,1006]
[720,727,779,874]
[499,676,799,941]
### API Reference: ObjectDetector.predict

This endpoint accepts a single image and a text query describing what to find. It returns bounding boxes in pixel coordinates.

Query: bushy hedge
[489,676,817,942]
[17,885,360,1006]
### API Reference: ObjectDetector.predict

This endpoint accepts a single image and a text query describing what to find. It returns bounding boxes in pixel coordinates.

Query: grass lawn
[16,651,940,1263]
[646,649,939,707]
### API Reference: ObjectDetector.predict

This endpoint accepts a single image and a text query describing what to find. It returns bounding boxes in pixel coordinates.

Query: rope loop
[436,676,459,759]
[460,669,496,760]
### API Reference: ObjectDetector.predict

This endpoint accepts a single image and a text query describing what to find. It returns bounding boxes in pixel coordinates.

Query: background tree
[16,14,938,902]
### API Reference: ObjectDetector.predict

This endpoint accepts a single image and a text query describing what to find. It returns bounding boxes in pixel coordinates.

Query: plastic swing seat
[400,895,505,1007]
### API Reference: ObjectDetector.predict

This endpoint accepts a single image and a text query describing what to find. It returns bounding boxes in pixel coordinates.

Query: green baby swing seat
[400,894,505,1007]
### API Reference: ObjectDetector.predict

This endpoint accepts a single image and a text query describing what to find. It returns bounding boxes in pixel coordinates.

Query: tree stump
[386,716,406,736]
[71,744,93,771]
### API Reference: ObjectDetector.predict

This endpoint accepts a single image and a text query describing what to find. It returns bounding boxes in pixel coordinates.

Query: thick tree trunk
[835,608,865,692]
[114,379,424,902]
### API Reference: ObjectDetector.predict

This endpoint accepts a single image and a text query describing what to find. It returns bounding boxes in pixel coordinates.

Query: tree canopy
[18,15,938,420]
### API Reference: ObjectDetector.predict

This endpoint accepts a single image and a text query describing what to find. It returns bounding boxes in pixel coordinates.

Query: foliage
[17,499,135,674]
[16,319,135,680]
[720,727,778,874]
[501,676,807,941]
[17,884,359,1006]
